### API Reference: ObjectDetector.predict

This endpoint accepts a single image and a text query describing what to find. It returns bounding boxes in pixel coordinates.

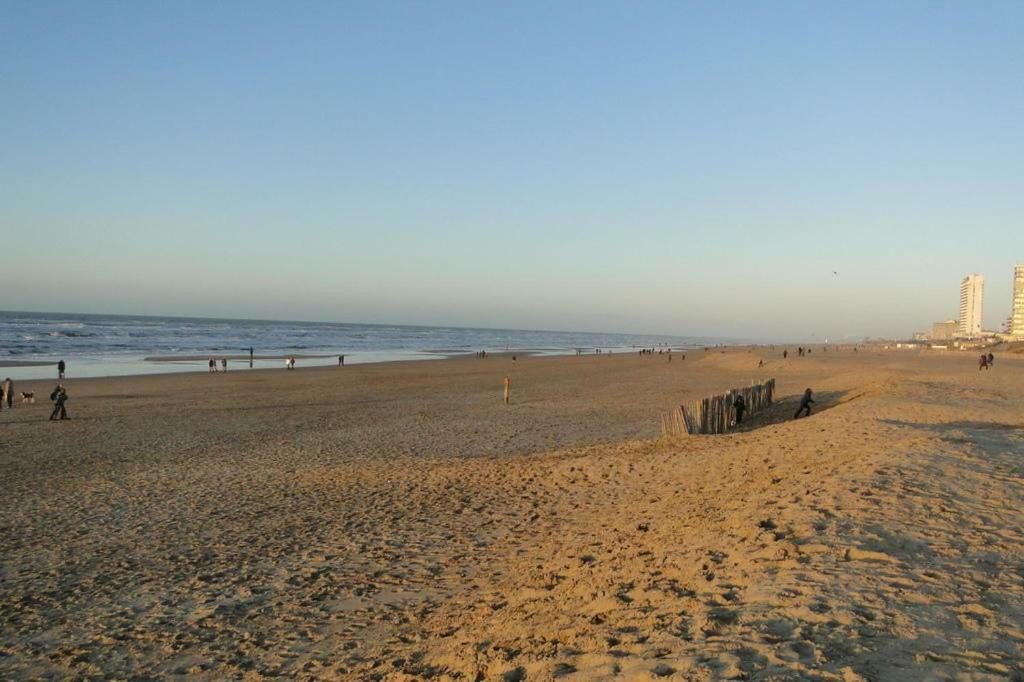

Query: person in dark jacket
[57,359,66,379]
[793,388,814,419]
[979,354,989,371]
[733,395,747,424]
[49,384,68,421]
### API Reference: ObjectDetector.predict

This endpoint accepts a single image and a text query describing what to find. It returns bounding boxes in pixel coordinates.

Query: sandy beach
[1,348,1021,680]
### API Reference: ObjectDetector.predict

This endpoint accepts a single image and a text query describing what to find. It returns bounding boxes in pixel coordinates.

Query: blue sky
[2,1,1022,340]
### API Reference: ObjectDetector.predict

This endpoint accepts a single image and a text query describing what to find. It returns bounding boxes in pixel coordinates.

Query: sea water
[0,311,732,380]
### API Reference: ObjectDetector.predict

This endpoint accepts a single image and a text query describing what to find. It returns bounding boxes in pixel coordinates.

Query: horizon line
[0,307,743,344]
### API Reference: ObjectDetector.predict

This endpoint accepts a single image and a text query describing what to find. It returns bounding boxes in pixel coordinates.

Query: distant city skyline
[2,2,1022,340]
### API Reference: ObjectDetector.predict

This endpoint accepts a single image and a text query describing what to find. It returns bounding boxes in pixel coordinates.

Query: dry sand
[0,349,1021,680]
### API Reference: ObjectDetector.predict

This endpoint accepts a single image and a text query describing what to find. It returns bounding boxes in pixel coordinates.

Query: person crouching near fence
[793,388,814,419]
[733,394,746,424]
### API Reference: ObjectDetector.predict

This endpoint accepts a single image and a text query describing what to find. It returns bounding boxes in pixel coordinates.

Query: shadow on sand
[729,390,852,433]
[879,419,1024,458]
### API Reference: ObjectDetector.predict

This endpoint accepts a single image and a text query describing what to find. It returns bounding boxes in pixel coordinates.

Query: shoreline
[3,342,999,384]
[0,345,701,381]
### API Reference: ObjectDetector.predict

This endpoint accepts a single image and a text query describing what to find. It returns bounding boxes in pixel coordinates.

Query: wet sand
[1,349,1021,680]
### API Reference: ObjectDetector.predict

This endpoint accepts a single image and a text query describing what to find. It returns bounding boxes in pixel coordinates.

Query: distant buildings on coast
[957,274,984,338]
[1012,265,1024,339]
[914,265,1024,345]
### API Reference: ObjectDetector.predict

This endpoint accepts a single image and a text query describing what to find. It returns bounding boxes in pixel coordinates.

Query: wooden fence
[661,378,775,436]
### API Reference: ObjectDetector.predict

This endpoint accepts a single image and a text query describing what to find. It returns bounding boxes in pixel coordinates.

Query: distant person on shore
[783,349,788,359]
[208,357,216,373]
[733,394,746,424]
[758,359,764,368]
[794,388,815,419]
[987,352,994,366]
[3,378,12,409]
[979,354,989,371]
[57,359,66,379]
[221,358,227,372]
[249,347,254,368]
[338,355,345,367]
[503,376,511,404]
[49,384,68,421]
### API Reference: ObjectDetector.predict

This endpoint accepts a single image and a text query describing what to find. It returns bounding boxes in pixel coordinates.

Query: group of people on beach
[979,352,996,370]
[204,351,347,372]
[1,367,70,421]
[781,347,820,359]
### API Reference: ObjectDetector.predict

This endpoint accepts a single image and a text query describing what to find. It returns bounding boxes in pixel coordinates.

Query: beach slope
[0,350,1021,680]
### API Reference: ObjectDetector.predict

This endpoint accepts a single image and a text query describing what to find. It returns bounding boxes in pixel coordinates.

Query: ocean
[0,310,733,380]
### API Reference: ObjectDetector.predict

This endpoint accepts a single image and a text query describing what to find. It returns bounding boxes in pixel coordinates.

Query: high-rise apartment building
[1012,265,1024,338]
[958,274,984,338]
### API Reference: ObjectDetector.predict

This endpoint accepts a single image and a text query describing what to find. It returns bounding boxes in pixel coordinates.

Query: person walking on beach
[249,347,254,368]
[208,357,216,373]
[3,378,12,409]
[221,358,228,372]
[338,355,345,367]
[987,352,995,367]
[733,394,746,424]
[49,384,68,421]
[979,354,990,371]
[793,388,815,419]
[57,359,66,379]
[783,349,788,359]
[503,376,511,404]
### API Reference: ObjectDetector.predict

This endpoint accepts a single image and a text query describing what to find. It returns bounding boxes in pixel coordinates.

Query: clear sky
[2,1,1022,341]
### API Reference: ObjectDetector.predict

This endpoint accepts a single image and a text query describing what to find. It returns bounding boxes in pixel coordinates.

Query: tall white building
[1012,265,1024,338]
[958,274,984,338]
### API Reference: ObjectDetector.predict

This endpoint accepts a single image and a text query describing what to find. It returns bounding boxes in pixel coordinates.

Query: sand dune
[0,349,1021,680]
